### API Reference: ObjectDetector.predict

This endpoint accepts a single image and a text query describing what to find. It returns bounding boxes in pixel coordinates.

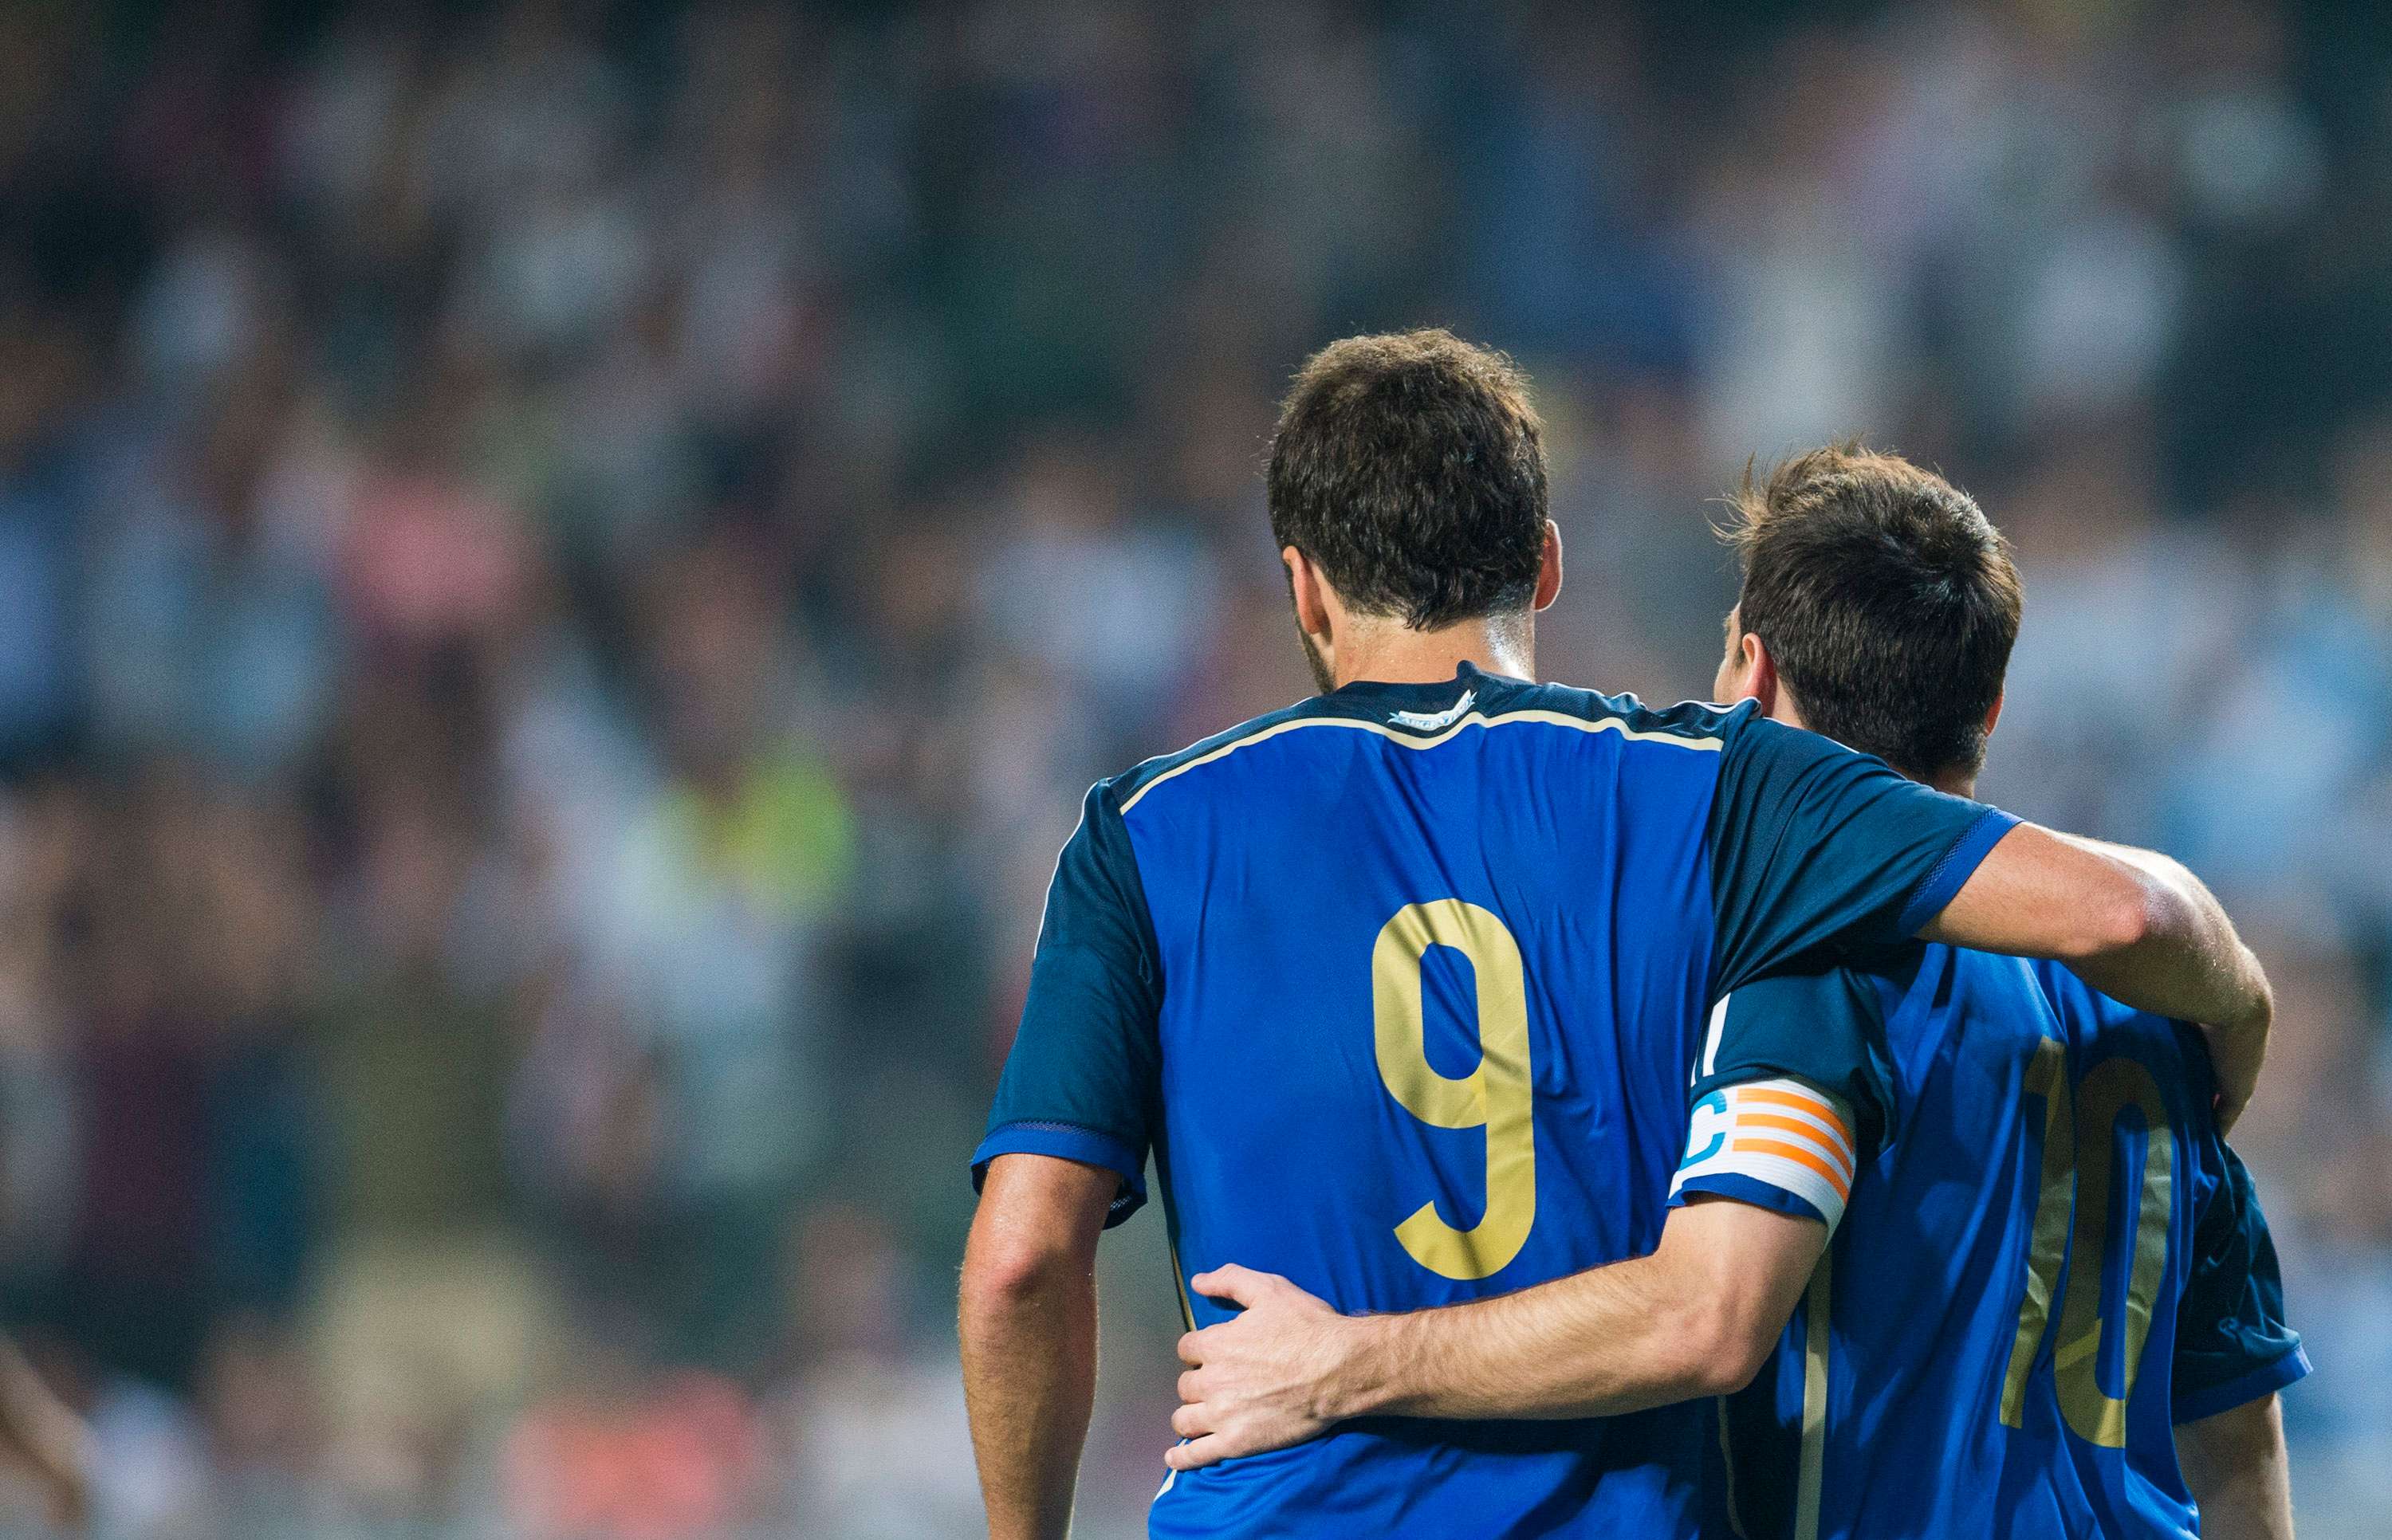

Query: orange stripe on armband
[1734,1087,1855,1148]
[1735,1114,1855,1178]
[1728,1138,1853,1200]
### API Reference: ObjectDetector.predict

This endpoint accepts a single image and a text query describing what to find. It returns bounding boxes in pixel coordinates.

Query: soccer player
[959,334,2273,1540]
[1165,446,2303,1538]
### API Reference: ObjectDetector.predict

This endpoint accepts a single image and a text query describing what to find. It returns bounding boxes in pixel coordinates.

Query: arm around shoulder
[1920,823,2272,1126]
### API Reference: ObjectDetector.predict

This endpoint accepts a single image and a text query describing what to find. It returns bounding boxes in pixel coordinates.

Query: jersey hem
[2170,1342,2311,1424]
[971,1121,1149,1227]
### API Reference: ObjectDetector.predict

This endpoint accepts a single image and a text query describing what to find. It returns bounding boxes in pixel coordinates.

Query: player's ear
[1982,688,2004,741]
[1531,520,1563,611]
[1741,629,1780,714]
[1284,546,1332,642]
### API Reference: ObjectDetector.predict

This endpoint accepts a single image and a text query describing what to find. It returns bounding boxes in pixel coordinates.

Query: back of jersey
[1133,670,1729,1537]
[977,662,2020,1538]
[1702,947,2307,1539]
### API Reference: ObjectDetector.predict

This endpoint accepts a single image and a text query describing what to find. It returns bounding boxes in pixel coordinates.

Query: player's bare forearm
[959,1155,1118,1540]
[2175,1393,2296,1540]
[1922,823,2271,1125]
[1361,1200,1821,1420]
[1365,1254,1723,1420]
[1167,1200,1823,1469]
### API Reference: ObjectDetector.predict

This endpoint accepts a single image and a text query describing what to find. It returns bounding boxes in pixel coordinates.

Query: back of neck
[1330,616,1532,689]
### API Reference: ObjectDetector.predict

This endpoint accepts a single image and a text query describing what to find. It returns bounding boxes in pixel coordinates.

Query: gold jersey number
[1999,1039,2175,1448]
[1371,901,1536,1280]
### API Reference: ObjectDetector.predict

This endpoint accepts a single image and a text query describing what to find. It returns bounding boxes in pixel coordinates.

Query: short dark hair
[1724,443,2022,780]
[1266,329,1548,630]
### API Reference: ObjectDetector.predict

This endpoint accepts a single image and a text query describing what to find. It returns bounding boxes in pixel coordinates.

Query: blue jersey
[973,665,2016,1538]
[1679,946,2308,1540]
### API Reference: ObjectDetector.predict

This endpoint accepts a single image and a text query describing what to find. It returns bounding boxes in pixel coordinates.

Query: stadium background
[0,0,2387,1534]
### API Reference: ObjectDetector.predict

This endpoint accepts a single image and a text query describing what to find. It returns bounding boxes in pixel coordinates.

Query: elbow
[959,1228,1089,1322]
[1673,1296,1780,1398]
[2057,865,2169,964]
[960,1243,1072,1314]
[1689,1334,1776,1399]
[958,1159,1115,1336]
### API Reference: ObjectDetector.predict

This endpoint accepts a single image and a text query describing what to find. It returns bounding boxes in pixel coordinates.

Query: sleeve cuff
[1671,1171,1834,1228]
[2172,1343,2312,1425]
[1894,807,2022,937]
[971,1121,1149,1227]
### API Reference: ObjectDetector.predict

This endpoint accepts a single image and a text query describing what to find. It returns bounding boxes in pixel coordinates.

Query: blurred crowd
[0,0,2389,1534]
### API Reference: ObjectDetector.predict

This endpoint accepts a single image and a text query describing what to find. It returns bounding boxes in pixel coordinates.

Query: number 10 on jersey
[2000,1038,2174,1448]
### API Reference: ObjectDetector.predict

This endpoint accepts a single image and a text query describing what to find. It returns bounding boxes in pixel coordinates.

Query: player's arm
[1709,713,2271,1126]
[2175,1394,2296,1540]
[1920,827,2271,1126]
[2168,1134,2307,1538]
[1166,1198,1821,1467]
[961,1154,1117,1540]
[959,781,1165,1536]
[1170,973,1879,1469]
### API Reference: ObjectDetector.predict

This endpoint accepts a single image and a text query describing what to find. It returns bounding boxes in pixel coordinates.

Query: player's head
[1714,442,2021,790]
[1267,329,1562,690]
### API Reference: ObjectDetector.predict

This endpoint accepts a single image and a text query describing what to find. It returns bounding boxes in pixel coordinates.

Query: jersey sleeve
[1670,965,1894,1233]
[969,780,1163,1227]
[1708,712,2019,998]
[2170,1140,2311,1423]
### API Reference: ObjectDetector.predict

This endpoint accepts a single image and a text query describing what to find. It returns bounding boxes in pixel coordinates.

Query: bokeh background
[0,0,2387,1534]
